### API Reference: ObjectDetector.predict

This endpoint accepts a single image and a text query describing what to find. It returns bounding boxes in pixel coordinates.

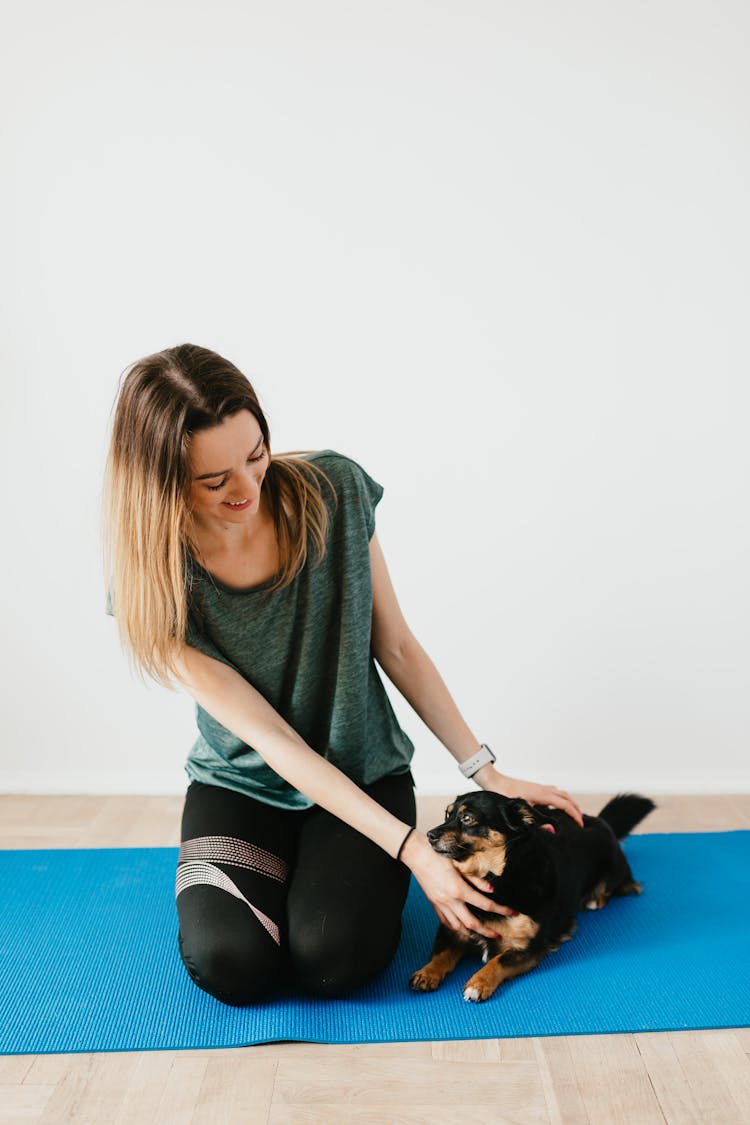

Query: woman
[102,343,584,1006]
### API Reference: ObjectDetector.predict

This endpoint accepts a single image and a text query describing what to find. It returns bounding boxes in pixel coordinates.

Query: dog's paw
[409,967,442,992]
[463,981,497,1003]
[462,973,497,1003]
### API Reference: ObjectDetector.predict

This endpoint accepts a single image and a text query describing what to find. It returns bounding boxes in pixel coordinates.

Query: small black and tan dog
[410,790,656,1003]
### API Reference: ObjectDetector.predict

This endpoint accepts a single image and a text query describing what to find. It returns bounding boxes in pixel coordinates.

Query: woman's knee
[289,907,403,999]
[178,927,284,1006]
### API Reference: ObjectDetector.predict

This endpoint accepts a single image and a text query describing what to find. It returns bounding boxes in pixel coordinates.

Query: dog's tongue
[541,823,556,834]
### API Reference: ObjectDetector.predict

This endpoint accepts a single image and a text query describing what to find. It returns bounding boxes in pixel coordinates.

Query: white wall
[2,1,748,797]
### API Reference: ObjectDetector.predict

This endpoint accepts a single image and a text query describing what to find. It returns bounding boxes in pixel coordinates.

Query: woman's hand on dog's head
[476,770,585,828]
[399,830,517,939]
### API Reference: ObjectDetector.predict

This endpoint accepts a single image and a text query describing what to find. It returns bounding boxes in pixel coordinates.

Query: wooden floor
[1,793,748,1124]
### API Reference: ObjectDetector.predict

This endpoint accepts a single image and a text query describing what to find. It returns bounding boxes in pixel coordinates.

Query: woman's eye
[207,451,265,491]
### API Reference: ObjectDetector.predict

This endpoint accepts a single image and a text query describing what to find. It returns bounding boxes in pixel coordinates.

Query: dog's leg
[547,918,577,952]
[613,878,643,896]
[584,875,643,909]
[583,879,611,910]
[463,948,544,1003]
[585,850,645,910]
[409,925,469,992]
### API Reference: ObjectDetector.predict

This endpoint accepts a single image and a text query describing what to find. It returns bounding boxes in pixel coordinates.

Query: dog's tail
[596,793,656,839]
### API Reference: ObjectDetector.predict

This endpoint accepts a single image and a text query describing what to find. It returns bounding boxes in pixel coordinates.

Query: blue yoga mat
[1,831,748,1055]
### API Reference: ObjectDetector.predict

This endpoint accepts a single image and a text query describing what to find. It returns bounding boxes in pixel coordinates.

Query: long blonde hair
[101,343,337,690]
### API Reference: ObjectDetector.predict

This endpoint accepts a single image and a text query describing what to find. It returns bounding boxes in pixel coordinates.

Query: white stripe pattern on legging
[177,834,289,882]
[175,860,281,946]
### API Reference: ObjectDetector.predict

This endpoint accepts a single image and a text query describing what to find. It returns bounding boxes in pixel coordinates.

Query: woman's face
[186,409,270,532]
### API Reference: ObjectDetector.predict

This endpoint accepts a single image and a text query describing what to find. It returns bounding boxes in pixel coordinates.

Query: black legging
[176,769,417,1005]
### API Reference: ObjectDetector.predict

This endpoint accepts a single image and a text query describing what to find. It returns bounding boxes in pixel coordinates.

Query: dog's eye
[460,813,477,827]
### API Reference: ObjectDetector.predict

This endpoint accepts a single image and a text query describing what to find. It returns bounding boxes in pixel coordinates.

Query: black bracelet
[396,826,415,862]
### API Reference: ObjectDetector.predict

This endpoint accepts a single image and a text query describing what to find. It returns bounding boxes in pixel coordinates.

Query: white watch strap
[459,743,496,779]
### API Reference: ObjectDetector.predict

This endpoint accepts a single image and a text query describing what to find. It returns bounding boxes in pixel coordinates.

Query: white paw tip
[585,900,598,910]
[463,987,481,1002]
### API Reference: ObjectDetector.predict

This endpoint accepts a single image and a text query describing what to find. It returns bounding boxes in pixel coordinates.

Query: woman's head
[107,342,271,526]
[102,343,334,690]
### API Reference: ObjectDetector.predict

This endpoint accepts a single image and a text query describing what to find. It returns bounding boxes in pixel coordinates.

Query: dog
[409,790,656,1003]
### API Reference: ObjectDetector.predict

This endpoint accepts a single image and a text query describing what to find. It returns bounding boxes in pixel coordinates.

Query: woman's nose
[233,468,261,499]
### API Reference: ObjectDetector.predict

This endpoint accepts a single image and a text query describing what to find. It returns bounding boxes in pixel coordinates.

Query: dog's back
[564,791,656,912]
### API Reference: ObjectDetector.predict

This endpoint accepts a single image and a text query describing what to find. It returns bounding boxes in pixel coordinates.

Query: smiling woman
[101,342,582,1010]
[101,345,337,688]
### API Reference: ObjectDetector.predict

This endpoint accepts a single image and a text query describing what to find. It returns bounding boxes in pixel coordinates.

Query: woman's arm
[173,643,512,939]
[369,532,584,826]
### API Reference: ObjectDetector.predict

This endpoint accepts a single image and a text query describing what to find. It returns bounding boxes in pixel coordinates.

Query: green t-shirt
[106,449,415,809]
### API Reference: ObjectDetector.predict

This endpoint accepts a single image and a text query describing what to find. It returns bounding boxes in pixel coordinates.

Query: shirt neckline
[188,552,282,595]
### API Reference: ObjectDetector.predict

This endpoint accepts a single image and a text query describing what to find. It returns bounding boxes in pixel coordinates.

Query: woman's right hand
[399,829,515,939]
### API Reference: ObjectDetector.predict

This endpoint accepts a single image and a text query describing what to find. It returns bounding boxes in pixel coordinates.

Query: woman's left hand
[473,766,585,827]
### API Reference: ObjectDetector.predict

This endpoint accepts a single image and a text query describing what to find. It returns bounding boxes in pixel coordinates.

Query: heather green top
[106,449,415,809]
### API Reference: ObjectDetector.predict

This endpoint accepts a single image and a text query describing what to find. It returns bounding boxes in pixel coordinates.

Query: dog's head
[426,791,555,879]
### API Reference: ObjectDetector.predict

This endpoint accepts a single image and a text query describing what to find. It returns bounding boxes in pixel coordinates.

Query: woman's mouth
[223,498,252,511]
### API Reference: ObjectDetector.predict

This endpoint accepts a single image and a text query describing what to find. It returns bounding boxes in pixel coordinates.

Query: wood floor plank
[152,1056,210,1125]
[536,1036,589,1125]
[668,1030,748,1124]
[190,1055,277,1125]
[701,1032,750,1119]
[0,1082,56,1122]
[251,1039,431,1057]
[634,1032,704,1123]
[268,1109,537,1124]
[499,1036,537,1062]
[271,1056,549,1114]
[0,796,43,835]
[112,1051,178,1125]
[23,1053,79,1087]
[0,1055,34,1083]
[431,1038,501,1061]
[725,794,750,828]
[36,1055,108,1124]
[567,1034,666,1124]
[83,796,178,848]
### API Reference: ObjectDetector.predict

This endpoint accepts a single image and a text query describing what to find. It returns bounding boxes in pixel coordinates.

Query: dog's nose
[426,828,441,845]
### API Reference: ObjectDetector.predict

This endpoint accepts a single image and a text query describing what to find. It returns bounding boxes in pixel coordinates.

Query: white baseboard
[418,769,750,796]
[1,769,749,796]
[0,771,189,795]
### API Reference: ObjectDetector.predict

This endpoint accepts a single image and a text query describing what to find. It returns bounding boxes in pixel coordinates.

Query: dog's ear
[503,799,558,835]
[501,798,539,830]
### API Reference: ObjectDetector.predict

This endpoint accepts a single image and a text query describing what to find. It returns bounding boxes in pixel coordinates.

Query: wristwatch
[459,743,496,779]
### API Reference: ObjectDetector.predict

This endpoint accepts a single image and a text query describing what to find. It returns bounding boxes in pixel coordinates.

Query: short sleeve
[346,456,384,540]
[183,607,241,676]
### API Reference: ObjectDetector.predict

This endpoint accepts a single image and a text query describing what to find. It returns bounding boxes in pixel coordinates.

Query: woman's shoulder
[303,448,371,476]
[283,448,366,484]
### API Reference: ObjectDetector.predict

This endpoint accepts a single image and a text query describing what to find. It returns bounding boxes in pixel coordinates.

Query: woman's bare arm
[173,644,412,860]
[173,643,516,937]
